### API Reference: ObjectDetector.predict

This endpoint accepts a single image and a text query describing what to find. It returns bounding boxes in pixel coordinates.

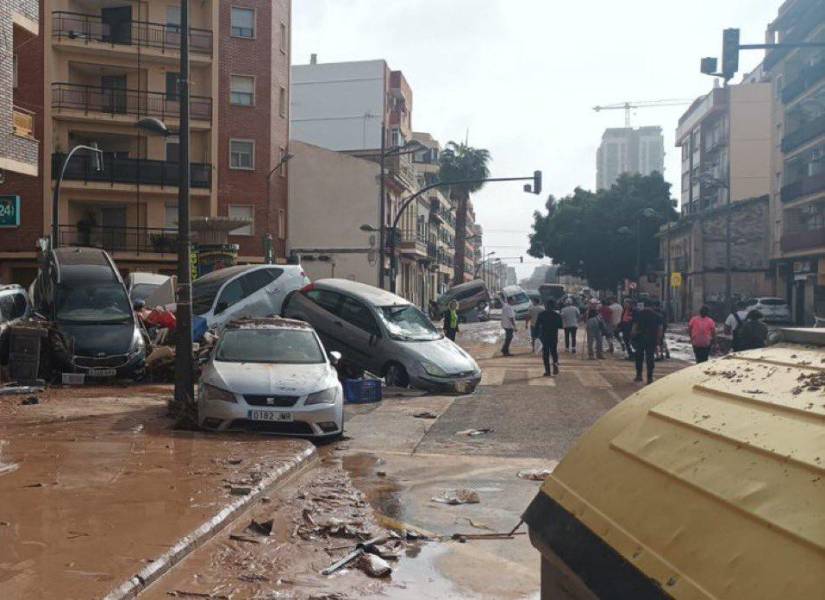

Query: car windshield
[192,279,224,315]
[379,304,441,341]
[215,328,325,364]
[56,283,133,323]
[130,283,159,303]
[509,292,529,304]
[759,298,786,306]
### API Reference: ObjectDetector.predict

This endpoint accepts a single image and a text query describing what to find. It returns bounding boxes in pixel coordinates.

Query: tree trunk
[452,191,469,286]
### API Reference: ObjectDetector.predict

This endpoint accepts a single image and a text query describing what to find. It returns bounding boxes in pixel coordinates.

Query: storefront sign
[0,195,21,228]
[670,272,683,288]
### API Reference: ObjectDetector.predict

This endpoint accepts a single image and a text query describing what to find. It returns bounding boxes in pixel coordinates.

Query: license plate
[248,410,293,422]
[87,368,117,378]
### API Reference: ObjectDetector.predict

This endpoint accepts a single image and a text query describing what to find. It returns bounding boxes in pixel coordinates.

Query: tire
[384,362,409,388]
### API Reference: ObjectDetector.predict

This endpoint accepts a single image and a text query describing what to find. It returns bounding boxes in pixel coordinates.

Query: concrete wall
[291,60,386,151]
[729,83,773,204]
[287,140,380,285]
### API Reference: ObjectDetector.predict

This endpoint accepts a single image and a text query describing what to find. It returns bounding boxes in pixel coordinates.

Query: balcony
[782,113,825,153]
[52,11,212,57]
[12,107,35,139]
[58,224,178,255]
[52,153,211,189]
[782,60,825,104]
[780,227,825,253]
[781,170,825,203]
[398,229,428,257]
[764,2,825,70]
[52,82,212,123]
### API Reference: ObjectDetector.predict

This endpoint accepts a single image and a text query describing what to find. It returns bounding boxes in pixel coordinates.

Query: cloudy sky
[293,0,780,278]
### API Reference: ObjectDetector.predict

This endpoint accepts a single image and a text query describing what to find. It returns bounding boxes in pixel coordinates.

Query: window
[279,22,287,52]
[216,279,244,313]
[166,5,181,27]
[231,75,254,106]
[164,204,178,229]
[278,208,286,240]
[278,146,287,177]
[228,204,253,235]
[338,297,380,336]
[13,54,17,88]
[239,268,280,295]
[278,86,287,117]
[229,139,254,170]
[231,7,255,38]
[165,72,180,100]
[165,135,180,162]
[304,289,343,314]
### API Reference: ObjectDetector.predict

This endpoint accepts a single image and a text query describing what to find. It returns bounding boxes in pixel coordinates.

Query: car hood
[208,361,335,396]
[58,321,135,356]
[401,337,479,375]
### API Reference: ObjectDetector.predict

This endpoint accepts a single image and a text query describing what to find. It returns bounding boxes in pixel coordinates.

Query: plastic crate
[342,378,382,404]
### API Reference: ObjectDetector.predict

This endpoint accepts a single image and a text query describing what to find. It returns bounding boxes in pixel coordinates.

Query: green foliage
[438,142,491,198]
[528,172,676,291]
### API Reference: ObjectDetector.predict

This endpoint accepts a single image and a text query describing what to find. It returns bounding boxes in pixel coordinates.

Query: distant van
[500,285,532,320]
[434,279,490,319]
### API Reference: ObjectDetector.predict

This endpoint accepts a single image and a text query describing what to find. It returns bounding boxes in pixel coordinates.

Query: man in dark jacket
[738,310,768,350]
[632,301,663,384]
[535,300,563,376]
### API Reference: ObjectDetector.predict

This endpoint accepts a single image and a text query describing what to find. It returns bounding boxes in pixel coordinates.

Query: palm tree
[438,142,491,286]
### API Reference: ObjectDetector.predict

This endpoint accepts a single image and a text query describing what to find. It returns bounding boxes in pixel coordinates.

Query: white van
[500,285,532,320]
[191,264,310,330]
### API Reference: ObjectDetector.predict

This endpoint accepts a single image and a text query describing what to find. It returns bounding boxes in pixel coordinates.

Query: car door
[335,295,383,372]
[233,269,280,320]
[258,267,289,314]
[299,289,345,354]
[211,277,245,328]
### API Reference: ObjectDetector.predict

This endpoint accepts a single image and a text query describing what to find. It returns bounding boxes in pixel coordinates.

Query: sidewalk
[0,385,315,600]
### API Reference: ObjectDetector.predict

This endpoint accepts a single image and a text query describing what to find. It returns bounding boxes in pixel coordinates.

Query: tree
[438,142,491,285]
[528,172,676,291]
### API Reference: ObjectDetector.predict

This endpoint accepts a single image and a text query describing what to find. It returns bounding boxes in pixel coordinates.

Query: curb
[103,444,317,600]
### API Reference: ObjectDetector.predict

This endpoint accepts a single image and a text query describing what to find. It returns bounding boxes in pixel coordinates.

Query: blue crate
[343,378,383,404]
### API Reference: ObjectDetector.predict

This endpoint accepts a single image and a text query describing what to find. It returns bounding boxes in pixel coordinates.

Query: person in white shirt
[559,299,581,353]
[609,298,624,352]
[525,297,545,353]
[501,297,517,356]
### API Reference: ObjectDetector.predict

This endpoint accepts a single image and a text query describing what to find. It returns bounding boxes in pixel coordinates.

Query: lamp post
[617,207,660,297]
[51,144,103,247]
[265,151,294,263]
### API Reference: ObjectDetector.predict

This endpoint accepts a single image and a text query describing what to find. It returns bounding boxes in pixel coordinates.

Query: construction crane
[593,99,694,127]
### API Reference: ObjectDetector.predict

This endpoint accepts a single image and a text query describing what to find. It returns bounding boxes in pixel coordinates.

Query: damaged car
[283,279,481,393]
[197,318,344,438]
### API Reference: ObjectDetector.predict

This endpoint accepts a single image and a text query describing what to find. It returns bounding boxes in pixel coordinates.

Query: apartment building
[595,126,664,191]
[765,0,825,324]
[0,0,291,284]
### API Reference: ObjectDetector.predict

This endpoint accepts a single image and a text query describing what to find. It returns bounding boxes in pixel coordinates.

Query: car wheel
[384,362,409,388]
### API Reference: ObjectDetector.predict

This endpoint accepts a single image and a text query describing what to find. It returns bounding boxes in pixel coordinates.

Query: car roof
[52,247,119,284]
[446,279,487,294]
[129,272,170,285]
[502,285,525,294]
[194,264,301,286]
[225,317,313,330]
[314,279,410,306]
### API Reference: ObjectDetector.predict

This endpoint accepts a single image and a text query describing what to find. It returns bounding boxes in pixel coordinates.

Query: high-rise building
[595,126,664,190]
[0,0,291,284]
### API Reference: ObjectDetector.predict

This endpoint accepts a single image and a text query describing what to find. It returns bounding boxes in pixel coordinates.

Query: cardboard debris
[432,488,480,505]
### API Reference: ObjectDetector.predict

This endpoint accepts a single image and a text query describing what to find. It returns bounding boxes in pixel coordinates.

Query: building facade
[765,0,825,324]
[596,126,664,191]
[0,0,291,284]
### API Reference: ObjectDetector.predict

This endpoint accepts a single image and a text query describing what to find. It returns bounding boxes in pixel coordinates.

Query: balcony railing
[52,82,212,121]
[764,2,825,70]
[782,60,825,104]
[58,224,178,255]
[782,113,825,153]
[52,153,211,189]
[781,169,825,203]
[52,11,212,55]
[12,107,35,139]
[780,227,825,252]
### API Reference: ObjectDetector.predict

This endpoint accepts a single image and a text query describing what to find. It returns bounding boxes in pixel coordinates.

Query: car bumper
[67,352,146,380]
[410,372,481,394]
[197,395,344,438]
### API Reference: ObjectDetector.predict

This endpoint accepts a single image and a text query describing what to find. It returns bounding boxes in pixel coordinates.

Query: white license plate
[88,368,117,378]
[248,410,293,422]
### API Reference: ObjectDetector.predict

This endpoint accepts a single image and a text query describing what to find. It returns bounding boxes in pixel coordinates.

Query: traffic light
[721,28,740,81]
[700,57,718,76]
[533,170,542,195]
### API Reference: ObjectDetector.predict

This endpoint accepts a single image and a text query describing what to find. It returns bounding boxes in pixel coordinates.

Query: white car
[128,272,172,304]
[197,318,344,438]
[191,264,310,330]
[744,297,792,323]
[501,285,532,320]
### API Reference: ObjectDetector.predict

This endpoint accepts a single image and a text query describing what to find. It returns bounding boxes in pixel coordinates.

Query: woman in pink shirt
[688,305,716,363]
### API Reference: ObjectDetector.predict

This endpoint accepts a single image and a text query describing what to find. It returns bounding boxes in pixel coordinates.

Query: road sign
[671,272,683,288]
[0,195,21,228]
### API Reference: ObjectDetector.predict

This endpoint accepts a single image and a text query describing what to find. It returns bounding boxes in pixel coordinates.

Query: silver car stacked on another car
[744,297,792,323]
[283,279,481,393]
[197,318,344,438]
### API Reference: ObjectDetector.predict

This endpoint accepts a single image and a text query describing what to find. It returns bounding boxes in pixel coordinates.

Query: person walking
[724,300,750,352]
[501,296,516,356]
[526,296,545,353]
[585,307,607,359]
[688,305,716,363]
[620,299,636,359]
[738,310,768,350]
[609,297,623,351]
[653,301,670,360]
[560,299,580,354]
[599,300,615,353]
[536,299,563,376]
[631,302,663,384]
[443,300,460,342]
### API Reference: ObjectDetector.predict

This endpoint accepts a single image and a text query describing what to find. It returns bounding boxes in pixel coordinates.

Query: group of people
[687,301,768,362]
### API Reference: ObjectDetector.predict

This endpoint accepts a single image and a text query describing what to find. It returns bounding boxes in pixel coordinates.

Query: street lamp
[617,208,660,296]
[51,144,103,246]
[265,151,294,263]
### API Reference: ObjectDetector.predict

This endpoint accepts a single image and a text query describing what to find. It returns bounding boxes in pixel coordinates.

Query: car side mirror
[215,301,228,314]
[329,351,342,365]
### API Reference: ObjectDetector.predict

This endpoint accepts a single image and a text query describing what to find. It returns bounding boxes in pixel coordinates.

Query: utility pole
[724,79,733,315]
[378,124,386,289]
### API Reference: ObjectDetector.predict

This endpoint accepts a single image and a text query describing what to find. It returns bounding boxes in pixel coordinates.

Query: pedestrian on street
[654,302,670,360]
[585,307,607,359]
[688,305,716,363]
[443,300,460,341]
[501,296,516,357]
[599,301,615,353]
[738,310,768,350]
[631,302,663,384]
[526,296,545,353]
[609,297,623,349]
[724,300,750,352]
[620,298,636,359]
[560,299,580,354]
[536,299,563,376]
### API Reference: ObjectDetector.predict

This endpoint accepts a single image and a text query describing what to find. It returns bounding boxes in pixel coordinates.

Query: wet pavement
[0,385,313,600]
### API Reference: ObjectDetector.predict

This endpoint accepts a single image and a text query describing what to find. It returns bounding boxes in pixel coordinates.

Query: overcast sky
[293,0,780,278]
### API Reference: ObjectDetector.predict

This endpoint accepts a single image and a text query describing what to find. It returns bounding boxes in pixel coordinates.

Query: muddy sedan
[197,318,344,438]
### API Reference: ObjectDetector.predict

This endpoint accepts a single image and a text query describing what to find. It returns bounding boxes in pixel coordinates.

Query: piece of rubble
[455,428,493,436]
[20,396,39,406]
[230,485,253,496]
[413,411,438,419]
[517,468,553,481]
[432,488,480,505]
[357,553,392,578]
[246,518,273,536]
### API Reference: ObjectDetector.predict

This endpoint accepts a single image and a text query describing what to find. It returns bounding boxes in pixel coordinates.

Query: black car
[30,247,147,380]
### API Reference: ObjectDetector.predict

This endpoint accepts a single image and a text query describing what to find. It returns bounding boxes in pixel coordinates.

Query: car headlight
[422,360,448,377]
[202,383,237,403]
[305,387,339,406]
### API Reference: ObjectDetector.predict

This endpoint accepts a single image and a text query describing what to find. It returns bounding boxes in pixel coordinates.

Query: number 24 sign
[0,196,21,228]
